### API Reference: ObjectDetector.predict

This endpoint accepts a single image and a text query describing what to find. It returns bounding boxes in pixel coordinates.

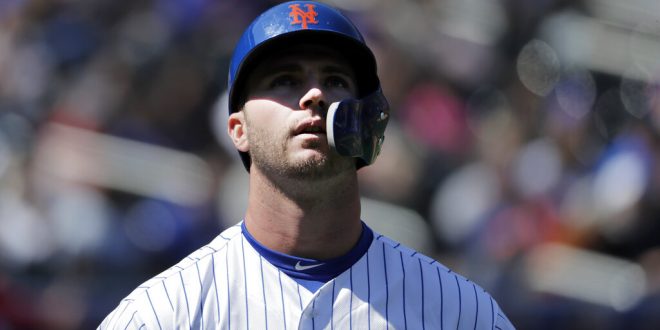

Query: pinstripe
[454,275,462,328]
[349,267,353,330]
[98,225,514,330]
[145,290,162,330]
[278,270,287,330]
[195,263,204,329]
[107,300,129,327]
[211,254,220,321]
[382,243,389,329]
[260,256,268,330]
[297,283,303,311]
[436,268,444,330]
[179,272,192,329]
[418,259,425,330]
[312,298,316,330]
[366,252,371,330]
[241,237,250,329]
[225,242,231,329]
[331,280,336,330]
[124,311,137,330]
[400,251,407,330]
[496,313,507,330]
[490,296,495,330]
[472,284,478,330]
[496,315,504,330]
[162,281,174,311]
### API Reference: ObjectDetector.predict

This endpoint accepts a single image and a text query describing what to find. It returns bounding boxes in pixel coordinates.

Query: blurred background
[0,0,659,328]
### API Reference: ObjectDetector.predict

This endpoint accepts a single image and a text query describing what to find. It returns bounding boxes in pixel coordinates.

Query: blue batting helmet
[228,1,388,170]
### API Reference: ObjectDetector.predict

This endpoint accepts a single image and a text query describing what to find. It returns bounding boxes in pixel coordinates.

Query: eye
[268,74,300,89]
[325,75,351,89]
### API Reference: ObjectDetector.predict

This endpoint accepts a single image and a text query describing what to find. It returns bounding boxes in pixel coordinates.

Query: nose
[299,87,327,113]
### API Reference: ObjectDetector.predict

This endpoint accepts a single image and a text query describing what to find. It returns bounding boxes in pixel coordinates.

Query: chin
[290,154,329,172]
[294,149,328,161]
[287,153,353,180]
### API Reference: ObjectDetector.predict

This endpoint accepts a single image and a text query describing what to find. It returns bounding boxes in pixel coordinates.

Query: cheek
[246,92,301,110]
[244,100,291,138]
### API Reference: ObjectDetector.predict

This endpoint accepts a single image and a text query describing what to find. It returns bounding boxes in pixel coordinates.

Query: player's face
[240,47,358,179]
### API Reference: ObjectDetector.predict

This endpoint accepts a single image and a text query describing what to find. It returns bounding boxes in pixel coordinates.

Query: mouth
[295,119,326,136]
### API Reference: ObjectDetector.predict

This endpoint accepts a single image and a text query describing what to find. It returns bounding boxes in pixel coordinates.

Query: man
[99,1,515,329]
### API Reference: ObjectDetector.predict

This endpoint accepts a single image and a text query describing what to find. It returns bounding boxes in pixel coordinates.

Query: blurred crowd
[1,0,659,329]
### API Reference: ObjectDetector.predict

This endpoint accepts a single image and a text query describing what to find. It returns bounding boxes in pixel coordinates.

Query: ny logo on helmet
[289,4,318,29]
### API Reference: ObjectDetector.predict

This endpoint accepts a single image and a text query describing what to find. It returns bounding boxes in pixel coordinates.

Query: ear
[228,111,249,152]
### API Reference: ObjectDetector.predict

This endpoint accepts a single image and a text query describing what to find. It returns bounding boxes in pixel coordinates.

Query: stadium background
[0,0,659,328]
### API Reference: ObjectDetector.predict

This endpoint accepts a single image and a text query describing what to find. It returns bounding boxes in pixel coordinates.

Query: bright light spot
[361,198,434,255]
[592,150,647,218]
[512,138,562,197]
[525,243,646,311]
[50,187,110,255]
[517,39,561,96]
[555,69,596,119]
[0,192,53,266]
[629,21,660,74]
[431,162,500,245]
[609,266,647,312]
[620,68,652,119]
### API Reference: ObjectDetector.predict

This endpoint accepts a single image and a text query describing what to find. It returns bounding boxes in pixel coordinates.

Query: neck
[243,166,362,260]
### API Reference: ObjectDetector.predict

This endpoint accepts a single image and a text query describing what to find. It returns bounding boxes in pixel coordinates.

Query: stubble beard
[248,128,354,182]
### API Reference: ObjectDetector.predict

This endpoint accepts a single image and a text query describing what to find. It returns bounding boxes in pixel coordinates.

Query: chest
[202,240,438,330]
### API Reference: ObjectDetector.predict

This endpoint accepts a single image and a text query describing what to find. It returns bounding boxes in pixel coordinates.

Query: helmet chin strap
[325,90,390,166]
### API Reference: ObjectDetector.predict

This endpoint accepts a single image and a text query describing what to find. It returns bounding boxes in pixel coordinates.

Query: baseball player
[99,1,515,329]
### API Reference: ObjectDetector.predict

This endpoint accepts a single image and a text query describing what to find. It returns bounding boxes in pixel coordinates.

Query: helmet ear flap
[326,91,390,168]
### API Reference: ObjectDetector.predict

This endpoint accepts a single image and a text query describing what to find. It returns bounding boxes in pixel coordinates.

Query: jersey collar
[241,221,374,282]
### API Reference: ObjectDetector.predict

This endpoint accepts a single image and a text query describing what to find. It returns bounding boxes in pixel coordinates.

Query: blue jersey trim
[242,221,374,282]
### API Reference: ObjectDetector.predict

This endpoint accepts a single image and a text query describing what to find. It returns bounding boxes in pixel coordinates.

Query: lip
[293,118,326,135]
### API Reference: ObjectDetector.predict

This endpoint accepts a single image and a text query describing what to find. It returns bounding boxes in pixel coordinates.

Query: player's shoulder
[371,232,450,271]
[203,221,243,251]
[373,232,484,285]
[369,231,515,329]
[106,223,244,313]
[372,232,474,290]
[98,223,244,329]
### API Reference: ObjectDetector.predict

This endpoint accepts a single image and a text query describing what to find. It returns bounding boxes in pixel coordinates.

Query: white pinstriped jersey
[99,222,515,329]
